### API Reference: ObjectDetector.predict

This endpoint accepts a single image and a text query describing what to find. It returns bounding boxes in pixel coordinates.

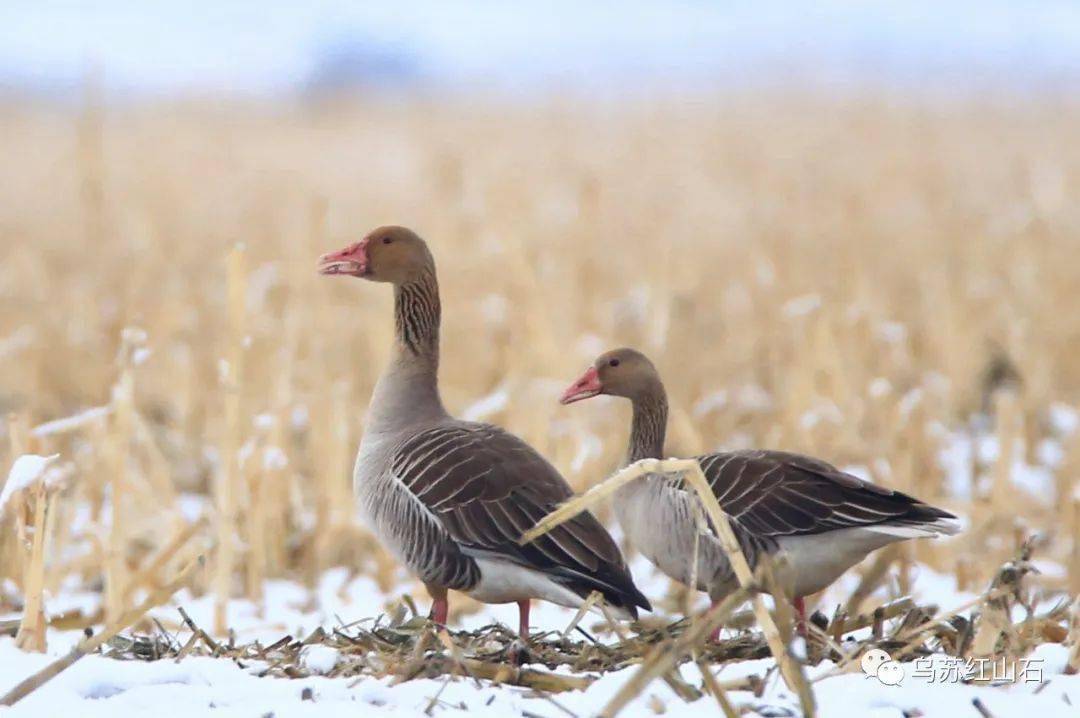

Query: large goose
[560,347,959,630]
[318,227,650,637]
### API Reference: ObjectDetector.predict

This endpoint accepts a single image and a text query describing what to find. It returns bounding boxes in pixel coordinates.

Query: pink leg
[710,599,724,642]
[793,596,807,638]
[429,596,448,627]
[517,599,531,639]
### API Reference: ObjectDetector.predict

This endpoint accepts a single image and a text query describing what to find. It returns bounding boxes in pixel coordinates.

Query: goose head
[318,225,433,284]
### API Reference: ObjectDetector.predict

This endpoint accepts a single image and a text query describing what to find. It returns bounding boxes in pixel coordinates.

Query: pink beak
[560,366,602,404]
[318,239,370,277]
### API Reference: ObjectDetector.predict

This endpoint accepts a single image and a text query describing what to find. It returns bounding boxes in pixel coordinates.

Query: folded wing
[390,423,651,614]
[696,449,958,539]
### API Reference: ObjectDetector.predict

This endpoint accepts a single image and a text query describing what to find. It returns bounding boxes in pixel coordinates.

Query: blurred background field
[5,87,1080,629]
[3,2,1080,714]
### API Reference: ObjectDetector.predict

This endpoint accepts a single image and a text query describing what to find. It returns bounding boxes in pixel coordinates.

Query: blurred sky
[3,1,1080,97]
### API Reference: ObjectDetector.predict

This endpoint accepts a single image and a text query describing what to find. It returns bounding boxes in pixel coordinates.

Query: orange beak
[560,366,602,404]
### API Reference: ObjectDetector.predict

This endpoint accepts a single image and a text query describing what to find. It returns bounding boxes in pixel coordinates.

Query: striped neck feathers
[628,385,669,463]
[393,269,441,364]
[365,268,446,434]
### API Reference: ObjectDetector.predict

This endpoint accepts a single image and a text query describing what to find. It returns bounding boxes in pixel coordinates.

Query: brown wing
[390,423,651,614]
[696,449,956,538]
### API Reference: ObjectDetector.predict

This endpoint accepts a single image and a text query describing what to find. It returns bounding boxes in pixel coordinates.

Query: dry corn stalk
[991,390,1019,509]
[103,329,141,624]
[3,99,1080,714]
[1066,597,1080,675]
[4,417,52,652]
[14,481,50,652]
[122,519,205,604]
[969,550,1033,658]
[521,457,815,716]
[213,245,247,635]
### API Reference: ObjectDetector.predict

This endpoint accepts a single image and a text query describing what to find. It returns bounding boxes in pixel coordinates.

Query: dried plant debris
[86,545,1071,707]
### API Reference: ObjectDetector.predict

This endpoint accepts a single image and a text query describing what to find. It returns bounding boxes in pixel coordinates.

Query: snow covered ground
[2,549,1078,718]
[3,641,1077,718]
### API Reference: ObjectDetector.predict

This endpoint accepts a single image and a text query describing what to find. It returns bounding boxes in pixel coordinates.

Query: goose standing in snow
[318,227,650,638]
[560,347,959,630]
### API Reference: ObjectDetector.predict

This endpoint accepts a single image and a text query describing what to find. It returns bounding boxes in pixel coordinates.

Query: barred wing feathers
[389,423,651,614]
[695,449,959,540]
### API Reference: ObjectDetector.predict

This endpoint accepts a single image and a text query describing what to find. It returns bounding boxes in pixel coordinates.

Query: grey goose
[318,227,650,638]
[560,347,959,634]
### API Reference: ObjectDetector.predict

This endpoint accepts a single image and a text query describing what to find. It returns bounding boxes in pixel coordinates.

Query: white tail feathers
[866,517,962,540]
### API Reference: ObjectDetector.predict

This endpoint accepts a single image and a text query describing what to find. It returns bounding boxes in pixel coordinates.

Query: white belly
[466,558,582,605]
[464,557,634,620]
[776,527,903,597]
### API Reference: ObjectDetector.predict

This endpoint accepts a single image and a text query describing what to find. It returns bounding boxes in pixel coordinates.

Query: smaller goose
[560,348,959,631]
[319,228,650,639]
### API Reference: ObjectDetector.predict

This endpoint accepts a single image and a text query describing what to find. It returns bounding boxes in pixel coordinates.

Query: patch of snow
[692,389,728,417]
[977,435,1000,464]
[755,260,776,287]
[574,333,606,359]
[872,458,893,481]
[735,384,773,413]
[876,320,908,344]
[263,447,288,471]
[868,377,892,398]
[177,494,210,523]
[782,293,822,318]
[1030,641,1072,675]
[937,428,1059,504]
[842,465,872,482]
[1030,559,1067,580]
[120,326,147,345]
[800,402,844,430]
[237,439,256,468]
[477,293,509,324]
[939,432,975,500]
[461,385,509,422]
[898,388,924,420]
[570,433,603,474]
[290,405,311,431]
[1,454,59,511]
[246,262,280,311]
[611,286,650,330]
[1048,402,1079,435]
[1011,461,1055,501]
[923,371,951,395]
[0,326,37,359]
[1037,439,1064,468]
[31,406,110,438]
[721,283,751,313]
[719,431,754,451]
[300,645,340,674]
[132,347,153,366]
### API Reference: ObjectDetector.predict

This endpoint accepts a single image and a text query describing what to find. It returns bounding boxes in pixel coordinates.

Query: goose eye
[609,359,620,367]
[383,237,393,245]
